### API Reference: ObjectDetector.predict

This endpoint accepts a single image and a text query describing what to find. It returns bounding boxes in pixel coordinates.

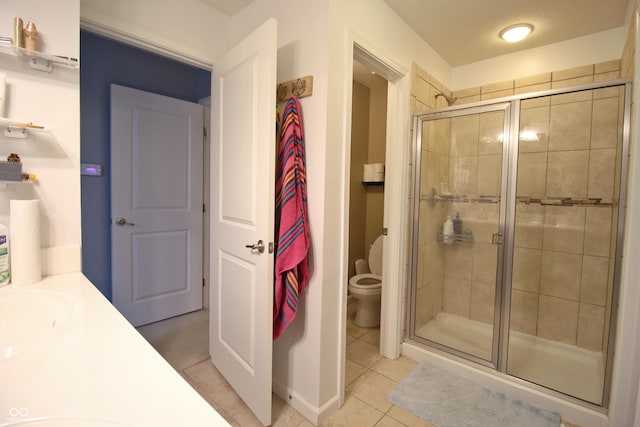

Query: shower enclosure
[409,80,630,408]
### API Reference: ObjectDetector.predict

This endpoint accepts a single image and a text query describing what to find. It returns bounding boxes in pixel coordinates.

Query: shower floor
[415,312,604,404]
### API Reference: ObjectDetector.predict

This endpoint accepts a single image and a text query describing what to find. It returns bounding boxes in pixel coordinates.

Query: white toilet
[349,235,383,327]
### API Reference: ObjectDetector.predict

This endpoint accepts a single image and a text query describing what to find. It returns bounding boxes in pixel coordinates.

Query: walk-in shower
[408,80,630,409]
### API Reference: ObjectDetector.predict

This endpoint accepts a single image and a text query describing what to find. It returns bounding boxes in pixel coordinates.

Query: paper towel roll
[10,199,41,285]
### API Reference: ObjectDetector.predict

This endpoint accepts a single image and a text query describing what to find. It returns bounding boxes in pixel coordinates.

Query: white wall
[80,0,230,68]
[452,27,626,90]
[1,0,81,275]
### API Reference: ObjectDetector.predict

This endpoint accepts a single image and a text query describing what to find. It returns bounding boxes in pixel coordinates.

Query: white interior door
[209,18,277,426]
[111,84,204,327]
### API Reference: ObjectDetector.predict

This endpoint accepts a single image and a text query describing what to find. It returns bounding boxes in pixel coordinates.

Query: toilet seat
[349,235,383,291]
[349,235,384,327]
[349,273,382,290]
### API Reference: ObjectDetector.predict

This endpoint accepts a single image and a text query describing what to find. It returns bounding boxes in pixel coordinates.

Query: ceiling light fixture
[499,24,533,43]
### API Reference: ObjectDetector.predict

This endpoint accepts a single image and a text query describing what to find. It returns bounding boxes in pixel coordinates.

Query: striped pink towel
[274,97,310,339]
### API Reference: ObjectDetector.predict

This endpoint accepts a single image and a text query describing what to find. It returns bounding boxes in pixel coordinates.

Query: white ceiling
[382,0,631,66]
[202,0,630,66]
[199,0,255,15]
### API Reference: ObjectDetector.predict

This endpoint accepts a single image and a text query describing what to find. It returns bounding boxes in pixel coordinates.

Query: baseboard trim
[272,378,341,425]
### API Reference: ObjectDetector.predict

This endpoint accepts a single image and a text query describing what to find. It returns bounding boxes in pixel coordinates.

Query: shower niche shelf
[437,230,474,245]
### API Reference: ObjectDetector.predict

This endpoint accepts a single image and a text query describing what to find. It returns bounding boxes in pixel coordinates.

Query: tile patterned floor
[137,307,582,427]
[137,305,434,426]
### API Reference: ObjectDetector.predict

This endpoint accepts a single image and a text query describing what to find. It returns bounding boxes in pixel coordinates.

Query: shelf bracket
[3,126,29,139]
[29,56,53,73]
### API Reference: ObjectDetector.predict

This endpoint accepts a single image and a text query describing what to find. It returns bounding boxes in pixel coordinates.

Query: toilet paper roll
[363,163,385,182]
[371,163,385,172]
[369,172,384,182]
[10,199,41,285]
[363,171,384,182]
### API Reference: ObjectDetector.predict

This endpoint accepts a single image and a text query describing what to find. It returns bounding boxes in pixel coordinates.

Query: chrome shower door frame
[408,79,632,409]
[409,101,514,370]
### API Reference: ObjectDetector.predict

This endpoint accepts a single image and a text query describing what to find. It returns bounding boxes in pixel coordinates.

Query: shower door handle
[492,233,504,245]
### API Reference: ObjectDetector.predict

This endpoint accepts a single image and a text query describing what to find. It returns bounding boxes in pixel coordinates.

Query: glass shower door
[507,85,627,405]
[410,103,511,366]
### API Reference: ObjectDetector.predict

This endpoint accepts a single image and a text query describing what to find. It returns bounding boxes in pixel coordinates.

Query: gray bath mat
[386,364,561,427]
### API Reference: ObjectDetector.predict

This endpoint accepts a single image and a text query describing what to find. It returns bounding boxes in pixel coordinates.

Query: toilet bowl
[349,235,383,327]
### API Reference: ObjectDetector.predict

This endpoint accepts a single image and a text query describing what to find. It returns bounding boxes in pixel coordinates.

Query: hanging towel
[273,96,310,339]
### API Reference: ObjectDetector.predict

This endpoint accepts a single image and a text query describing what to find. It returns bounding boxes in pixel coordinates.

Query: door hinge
[202,278,205,288]
[203,127,207,138]
[203,203,206,213]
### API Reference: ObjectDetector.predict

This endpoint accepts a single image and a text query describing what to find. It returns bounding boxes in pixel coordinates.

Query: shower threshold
[415,312,604,405]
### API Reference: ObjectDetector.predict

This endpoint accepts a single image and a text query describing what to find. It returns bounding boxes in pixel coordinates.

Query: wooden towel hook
[276,75,313,102]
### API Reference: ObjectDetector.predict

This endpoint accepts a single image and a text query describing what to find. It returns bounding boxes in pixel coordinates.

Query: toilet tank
[354,259,369,275]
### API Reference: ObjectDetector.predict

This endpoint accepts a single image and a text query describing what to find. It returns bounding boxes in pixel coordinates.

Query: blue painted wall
[80,31,211,299]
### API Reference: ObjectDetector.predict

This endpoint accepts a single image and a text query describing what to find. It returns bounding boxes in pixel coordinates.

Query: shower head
[435,92,457,106]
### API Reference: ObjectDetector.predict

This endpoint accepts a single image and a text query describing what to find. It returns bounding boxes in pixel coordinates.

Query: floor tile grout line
[350,394,387,425]
[382,404,409,427]
[165,308,417,426]
[180,355,213,372]
[180,368,229,411]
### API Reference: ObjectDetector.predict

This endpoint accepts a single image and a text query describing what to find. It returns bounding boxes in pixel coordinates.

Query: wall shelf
[0,117,47,139]
[0,44,78,72]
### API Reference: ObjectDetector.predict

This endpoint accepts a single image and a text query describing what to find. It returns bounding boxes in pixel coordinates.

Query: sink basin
[0,289,78,360]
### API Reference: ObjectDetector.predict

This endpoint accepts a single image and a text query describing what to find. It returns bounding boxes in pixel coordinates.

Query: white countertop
[0,272,229,426]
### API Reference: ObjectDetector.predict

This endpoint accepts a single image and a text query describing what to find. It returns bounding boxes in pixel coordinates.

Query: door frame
[199,96,211,309]
[341,33,409,380]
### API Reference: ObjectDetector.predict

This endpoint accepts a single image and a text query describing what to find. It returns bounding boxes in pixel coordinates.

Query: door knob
[115,217,136,226]
[245,240,265,253]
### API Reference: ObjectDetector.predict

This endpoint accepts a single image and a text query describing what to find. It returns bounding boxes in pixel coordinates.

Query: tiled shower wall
[510,84,623,353]
[409,60,626,353]
[409,66,453,330]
